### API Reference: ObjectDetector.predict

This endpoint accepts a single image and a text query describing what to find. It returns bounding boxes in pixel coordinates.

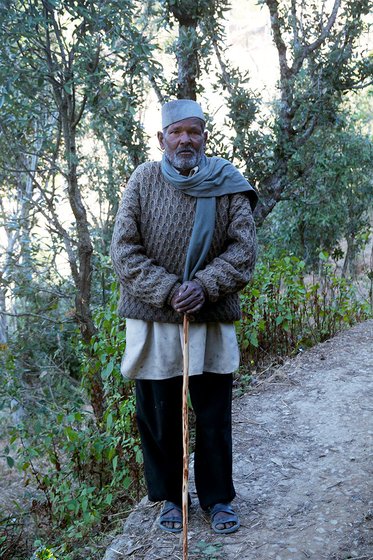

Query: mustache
[176,147,196,155]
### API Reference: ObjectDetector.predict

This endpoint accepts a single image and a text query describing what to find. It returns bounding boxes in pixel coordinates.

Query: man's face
[157,117,208,173]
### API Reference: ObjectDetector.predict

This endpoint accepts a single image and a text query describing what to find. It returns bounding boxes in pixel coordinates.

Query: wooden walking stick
[182,314,190,560]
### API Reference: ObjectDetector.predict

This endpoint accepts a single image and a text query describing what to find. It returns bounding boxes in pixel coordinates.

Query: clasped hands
[171,280,205,315]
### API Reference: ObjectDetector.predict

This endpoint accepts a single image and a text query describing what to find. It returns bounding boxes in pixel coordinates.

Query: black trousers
[135,372,235,510]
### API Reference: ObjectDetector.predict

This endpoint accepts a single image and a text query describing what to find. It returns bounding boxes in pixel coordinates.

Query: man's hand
[171,280,205,315]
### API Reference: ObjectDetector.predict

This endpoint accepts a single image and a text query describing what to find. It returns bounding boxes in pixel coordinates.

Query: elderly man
[111,99,257,534]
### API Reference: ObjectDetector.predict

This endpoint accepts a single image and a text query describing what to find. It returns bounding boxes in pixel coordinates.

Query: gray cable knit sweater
[110,161,257,324]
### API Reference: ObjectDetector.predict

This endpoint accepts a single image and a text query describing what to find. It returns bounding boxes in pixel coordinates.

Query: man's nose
[179,131,192,144]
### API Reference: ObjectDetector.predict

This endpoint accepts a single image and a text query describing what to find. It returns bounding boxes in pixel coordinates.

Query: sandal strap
[160,514,182,523]
[210,502,240,534]
[162,501,181,513]
[159,502,183,533]
[160,501,182,519]
[210,502,235,517]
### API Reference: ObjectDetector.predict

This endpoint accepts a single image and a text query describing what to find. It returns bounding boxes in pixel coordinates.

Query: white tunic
[121,320,240,380]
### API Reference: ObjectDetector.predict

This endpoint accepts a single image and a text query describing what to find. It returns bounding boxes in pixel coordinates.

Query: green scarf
[161,154,258,281]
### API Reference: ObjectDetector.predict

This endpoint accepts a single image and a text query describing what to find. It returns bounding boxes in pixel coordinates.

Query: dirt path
[103,320,373,560]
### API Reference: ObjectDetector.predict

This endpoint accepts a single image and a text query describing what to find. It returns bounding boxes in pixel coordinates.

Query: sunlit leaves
[237,252,370,363]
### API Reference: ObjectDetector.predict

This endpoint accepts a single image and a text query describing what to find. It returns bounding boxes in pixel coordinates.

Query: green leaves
[64,426,79,443]
[262,109,373,266]
[1,445,15,468]
[237,252,371,364]
[31,546,59,560]
[101,359,115,380]
[193,539,223,558]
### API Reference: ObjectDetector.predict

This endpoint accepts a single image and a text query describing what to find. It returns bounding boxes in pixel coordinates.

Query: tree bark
[59,91,105,424]
[342,234,357,279]
[176,23,199,100]
[0,122,41,345]
[43,3,105,422]
[0,288,7,346]
[168,2,199,100]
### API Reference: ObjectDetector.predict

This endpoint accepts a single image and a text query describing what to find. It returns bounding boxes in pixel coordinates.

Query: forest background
[0,0,372,559]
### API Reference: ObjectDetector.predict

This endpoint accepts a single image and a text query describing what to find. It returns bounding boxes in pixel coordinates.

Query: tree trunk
[60,102,105,423]
[342,234,357,278]
[168,3,199,100]
[0,128,40,346]
[41,2,106,423]
[0,288,7,346]
[176,23,198,100]
[369,243,373,313]
[253,169,286,227]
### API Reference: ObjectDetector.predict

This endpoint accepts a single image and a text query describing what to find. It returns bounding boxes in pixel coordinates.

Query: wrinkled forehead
[165,117,205,133]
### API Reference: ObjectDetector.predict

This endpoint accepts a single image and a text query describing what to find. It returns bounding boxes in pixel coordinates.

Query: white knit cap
[161,99,205,129]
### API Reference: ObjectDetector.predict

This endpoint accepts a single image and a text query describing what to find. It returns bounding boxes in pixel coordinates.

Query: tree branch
[0,311,72,324]
[290,0,300,52]
[294,115,317,148]
[213,39,235,96]
[42,0,68,68]
[145,64,165,105]
[307,0,341,54]
[72,95,87,129]
[292,0,341,74]
[266,0,290,81]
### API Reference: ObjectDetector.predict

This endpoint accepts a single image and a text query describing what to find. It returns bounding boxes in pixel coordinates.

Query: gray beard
[165,145,204,172]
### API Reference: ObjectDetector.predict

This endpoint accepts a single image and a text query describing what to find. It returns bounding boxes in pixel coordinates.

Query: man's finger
[171,281,205,314]
[175,292,202,306]
[175,292,204,309]
[175,286,202,303]
[177,287,196,300]
[175,302,202,313]
[185,303,203,314]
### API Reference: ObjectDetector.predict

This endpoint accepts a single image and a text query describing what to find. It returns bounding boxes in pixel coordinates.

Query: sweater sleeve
[194,193,257,302]
[110,166,181,308]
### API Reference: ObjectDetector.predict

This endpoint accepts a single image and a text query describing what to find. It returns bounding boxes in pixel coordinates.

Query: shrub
[237,253,371,364]
[2,283,144,556]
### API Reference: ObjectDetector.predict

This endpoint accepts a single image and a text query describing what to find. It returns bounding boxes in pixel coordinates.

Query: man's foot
[158,501,183,533]
[210,503,240,534]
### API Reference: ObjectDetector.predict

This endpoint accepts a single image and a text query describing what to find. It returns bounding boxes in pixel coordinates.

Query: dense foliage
[238,252,371,364]
[0,0,372,558]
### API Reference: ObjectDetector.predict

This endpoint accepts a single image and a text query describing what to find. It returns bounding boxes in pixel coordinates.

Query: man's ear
[203,130,208,147]
[157,131,165,150]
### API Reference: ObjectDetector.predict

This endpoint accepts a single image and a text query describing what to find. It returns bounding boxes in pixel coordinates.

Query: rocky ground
[103,320,373,560]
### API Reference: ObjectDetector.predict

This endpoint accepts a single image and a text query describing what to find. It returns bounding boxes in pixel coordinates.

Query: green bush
[237,252,371,364]
[3,283,143,557]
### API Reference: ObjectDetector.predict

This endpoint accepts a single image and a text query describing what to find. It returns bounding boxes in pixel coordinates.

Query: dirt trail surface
[103,320,373,560]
